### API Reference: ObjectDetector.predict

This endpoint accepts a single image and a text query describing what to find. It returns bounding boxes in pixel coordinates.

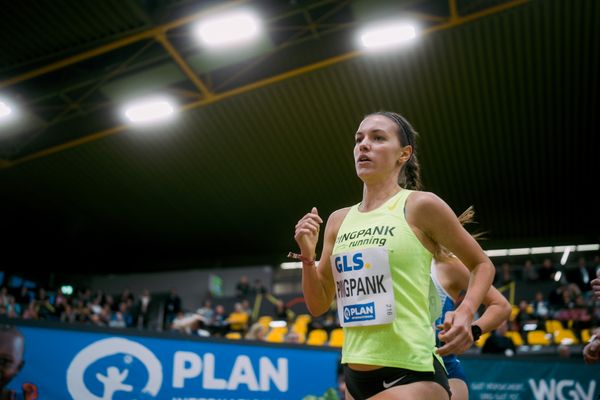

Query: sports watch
[471,325,483,341]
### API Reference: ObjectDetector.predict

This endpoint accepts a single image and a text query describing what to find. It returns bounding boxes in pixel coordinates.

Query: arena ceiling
[1,0,598,273]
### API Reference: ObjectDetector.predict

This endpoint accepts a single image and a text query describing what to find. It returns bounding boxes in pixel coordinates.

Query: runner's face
[354,115,404,181]
[0,333,24,389]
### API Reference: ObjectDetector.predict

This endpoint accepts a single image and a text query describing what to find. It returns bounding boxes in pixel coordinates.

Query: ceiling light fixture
[0,100,12,118]
[123,97,176,125]
[0,98,19,124]
[485,243,597,258]
[560,247,572,265]
[194,10,261,47]
[359,22,417,50]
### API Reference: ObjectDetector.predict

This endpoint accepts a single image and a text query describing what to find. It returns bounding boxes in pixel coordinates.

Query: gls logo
[335,253,365,273]
[67,338,163,400]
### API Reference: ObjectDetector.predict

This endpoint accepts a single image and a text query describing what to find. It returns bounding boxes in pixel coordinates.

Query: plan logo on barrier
[66,337,163,400]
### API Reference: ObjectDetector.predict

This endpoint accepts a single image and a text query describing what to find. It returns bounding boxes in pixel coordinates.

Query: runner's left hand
[436,309,474,356]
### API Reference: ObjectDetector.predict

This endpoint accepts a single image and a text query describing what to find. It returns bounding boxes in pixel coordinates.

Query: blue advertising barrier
[462,357,600,400]
[5,321,341,400]
[5,320,600,400]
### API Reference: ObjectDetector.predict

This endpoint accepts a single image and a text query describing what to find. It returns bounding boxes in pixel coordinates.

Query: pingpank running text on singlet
[331,189,438,372]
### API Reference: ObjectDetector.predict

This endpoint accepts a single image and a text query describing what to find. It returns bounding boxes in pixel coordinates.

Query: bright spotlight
[359,22,417,50]
[123,96,176,125]
[194,10,261,47]
[0,98,18,124]
[0,101,11,118]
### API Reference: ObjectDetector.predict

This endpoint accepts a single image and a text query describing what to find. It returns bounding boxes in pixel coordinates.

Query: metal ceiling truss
[0,0,529,169]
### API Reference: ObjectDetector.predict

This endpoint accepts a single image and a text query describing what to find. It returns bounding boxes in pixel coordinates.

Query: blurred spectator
[564,295,591,333]
[22,301,38,320]
[15,286,30,309]
[235,276,251,299]
[560,289,575,309]
[245,322,267,341]
[252,278,268,296]
[136,289,152,329]
[515,300,535,333]
[496,262,515,286]
[538,258,557,281]
[566,256,594,293]
[89,297,103,316]
[548,283,566,310]
[119,288,135,305]
[61,304,76,323]
[170,311,200,335]
[522,259,539,282]
[89,313,106,327]
[284,330,301,343]
[5,296,21,318]
[109,311,127,328]
[240,299,252,319]
[531,291,549,321]
[196,299,214,327]
[211,304,229,336]
[274,300,291,323]
[118,301,134,327]
[104,295,115,312]
[0,287,8,305]
[164,288,182,329]
[56,292,68,309]
[554,294,591,332]
[80,288,92,303]
[92,290,105,307]
[100,305,112,325]
[36,289,56,320]
[226,302,249,333]
[73,299,89,323]
[482,320,516,356]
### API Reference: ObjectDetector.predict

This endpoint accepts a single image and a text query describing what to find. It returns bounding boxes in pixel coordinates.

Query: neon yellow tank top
[331,189,437,371]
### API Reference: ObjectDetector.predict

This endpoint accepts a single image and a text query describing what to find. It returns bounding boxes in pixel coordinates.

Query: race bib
[331,247,395,327]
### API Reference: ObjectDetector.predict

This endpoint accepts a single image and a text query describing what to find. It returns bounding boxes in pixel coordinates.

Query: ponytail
[400,153,422,190]
[435,206,486,261]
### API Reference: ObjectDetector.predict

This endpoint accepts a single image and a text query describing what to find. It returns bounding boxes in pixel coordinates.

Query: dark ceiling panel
[0,0,598,272]
[1,0,150,73]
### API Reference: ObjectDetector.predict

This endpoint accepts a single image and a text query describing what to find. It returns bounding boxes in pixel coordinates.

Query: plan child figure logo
[96,366,134,400]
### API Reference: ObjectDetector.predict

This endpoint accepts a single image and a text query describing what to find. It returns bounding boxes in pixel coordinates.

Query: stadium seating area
[1,254,598,355]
